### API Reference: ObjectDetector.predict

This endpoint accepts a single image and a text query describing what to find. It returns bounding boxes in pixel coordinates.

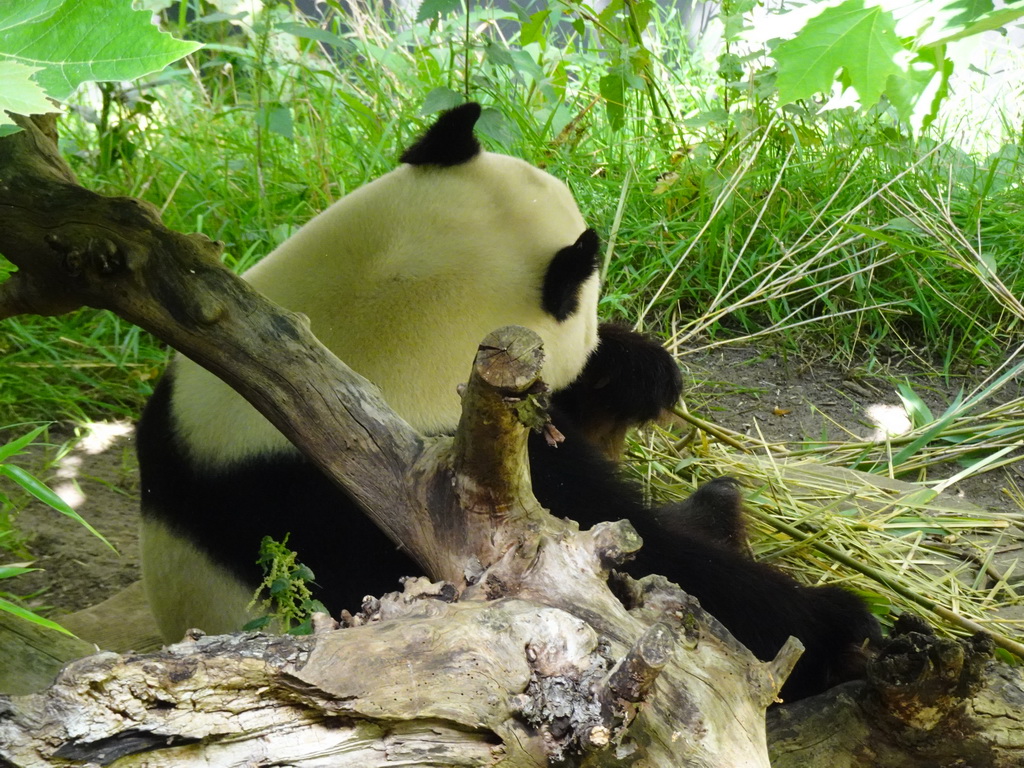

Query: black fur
[648,476,750,554]
[542,229,600,321]
[523,411,879,701]
[399,103,482,167]
[137,373,416,609]
[552,323,682,459]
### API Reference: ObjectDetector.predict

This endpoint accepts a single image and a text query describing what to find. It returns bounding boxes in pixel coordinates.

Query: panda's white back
[169,150,599,464]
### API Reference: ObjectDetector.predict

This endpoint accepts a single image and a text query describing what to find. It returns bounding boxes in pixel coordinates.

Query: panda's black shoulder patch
[543,228,599,321]
[400,103,482,167]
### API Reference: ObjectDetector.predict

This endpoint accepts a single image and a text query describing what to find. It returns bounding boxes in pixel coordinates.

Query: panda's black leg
[528,423,879,701]
[137,371,419,620]
[624,516,880,701]
[552,322,682,461]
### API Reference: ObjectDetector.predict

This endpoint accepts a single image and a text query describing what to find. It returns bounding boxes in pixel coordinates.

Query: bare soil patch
[7,423,141,617]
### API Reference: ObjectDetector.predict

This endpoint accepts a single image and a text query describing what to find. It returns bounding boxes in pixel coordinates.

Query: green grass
[5,3,1021,414]
[0,309,168,425]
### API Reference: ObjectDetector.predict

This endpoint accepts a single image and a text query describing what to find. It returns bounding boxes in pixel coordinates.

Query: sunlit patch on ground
[864,403,912,442]
[53,421,135,510]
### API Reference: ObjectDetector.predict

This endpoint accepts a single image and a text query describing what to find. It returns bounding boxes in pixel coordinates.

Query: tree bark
[767,618,1024,768]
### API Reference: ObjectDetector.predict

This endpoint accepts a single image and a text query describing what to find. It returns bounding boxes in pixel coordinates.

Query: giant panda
[136,103,878,701]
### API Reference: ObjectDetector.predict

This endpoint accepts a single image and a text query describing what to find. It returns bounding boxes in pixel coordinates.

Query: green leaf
[519,9,551,47]
[896,381,934,427]
[0,464,115,552]
[0,0,201,103]
[890,388,964,467]
[276,22,350,48]
[984,143,1024,194]
[306,599,329,615]
[774,0,906,108]
[258,104,294,140]
[0,424,48,464]
[924,0,1024,46]
[841,222,940,258]
[484,39,516,68]
[0,60,52,126]
[945,0,995,27]
[885,45,953,134]
[719,0,758,41]
[416,0,462,24]
[476,107,518,146]
[598,0,624,26]
[243,615,272,630]
[978,251,998,276]
[0,595,74,635]
[0,0,64,31]
[882,217,926,236]
[0,565,38,580]
[630,0,653,32]
[600,69,626,131]
[420,87,464,116]
[288,618,313,635]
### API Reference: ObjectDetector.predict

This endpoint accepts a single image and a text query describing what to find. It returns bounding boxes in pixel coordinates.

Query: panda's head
[170,103,601,462]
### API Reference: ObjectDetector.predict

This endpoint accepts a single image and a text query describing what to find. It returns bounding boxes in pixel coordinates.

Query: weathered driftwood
[0,114,784,766]
[0,582,160,696]
[1,575,791,766]
[1,113,1023,767]
[768,618,1024,768]
[0,610,95,697]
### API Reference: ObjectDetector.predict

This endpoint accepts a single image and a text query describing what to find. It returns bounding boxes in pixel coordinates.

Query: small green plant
[245,534,326,635]
[0,424,112,634]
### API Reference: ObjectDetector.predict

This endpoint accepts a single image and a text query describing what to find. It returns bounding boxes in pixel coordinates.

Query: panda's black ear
[400,103,482,167]
[542,228,599,322]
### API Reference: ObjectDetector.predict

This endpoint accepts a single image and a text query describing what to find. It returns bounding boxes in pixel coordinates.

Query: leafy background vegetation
[1,0,1023,651]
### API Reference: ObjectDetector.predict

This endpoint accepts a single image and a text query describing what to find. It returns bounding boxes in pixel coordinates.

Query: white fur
[170,151,599,464]
[141,517,256,639]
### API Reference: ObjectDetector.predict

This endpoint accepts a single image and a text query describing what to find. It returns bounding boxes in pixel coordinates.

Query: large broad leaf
[0,0,64,31]
[924,0,1024,46]
[774,0,905,108]
[417,0,462,23]
[0,0,200,106]
[0,62,51,124]
[885,44,953,133]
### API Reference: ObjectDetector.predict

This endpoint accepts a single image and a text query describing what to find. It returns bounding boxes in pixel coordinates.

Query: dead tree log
[767,617,1023,768]
[1,114,1023,767]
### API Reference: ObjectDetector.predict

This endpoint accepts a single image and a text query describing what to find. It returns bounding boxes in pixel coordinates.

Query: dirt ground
[4,345,1023,622]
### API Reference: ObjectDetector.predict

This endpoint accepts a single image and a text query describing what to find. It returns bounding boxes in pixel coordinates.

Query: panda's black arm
[647,476,751,554]
[552,323,682,460]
